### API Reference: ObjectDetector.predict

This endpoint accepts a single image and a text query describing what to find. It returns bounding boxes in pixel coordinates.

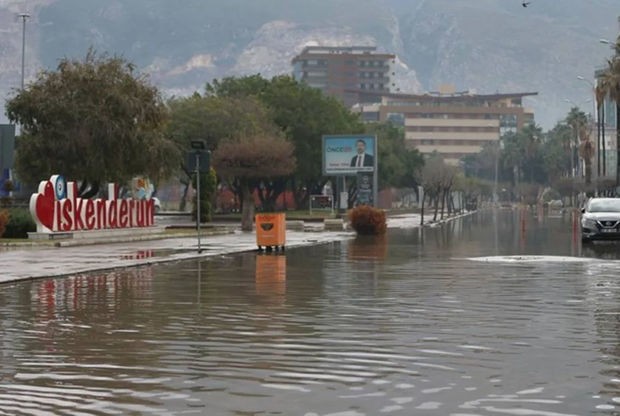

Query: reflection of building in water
[120,250,155,260]
[255,255,286,302]
[32,266,154,320]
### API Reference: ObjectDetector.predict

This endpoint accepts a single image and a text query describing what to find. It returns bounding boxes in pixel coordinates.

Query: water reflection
[348,235,388,261]
[255,254,286,302]
[4,211,620,414]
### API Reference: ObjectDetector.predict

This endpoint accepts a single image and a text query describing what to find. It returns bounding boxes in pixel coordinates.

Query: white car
[581,198,620,243]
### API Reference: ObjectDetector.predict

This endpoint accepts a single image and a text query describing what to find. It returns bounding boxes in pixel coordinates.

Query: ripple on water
[0,231,619,415]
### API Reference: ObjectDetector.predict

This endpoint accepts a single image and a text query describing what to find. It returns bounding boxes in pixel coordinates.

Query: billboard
[322,135,377,176]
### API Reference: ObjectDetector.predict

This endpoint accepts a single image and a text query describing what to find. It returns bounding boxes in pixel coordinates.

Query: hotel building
[292,46,395,107]
[353,86,537,163]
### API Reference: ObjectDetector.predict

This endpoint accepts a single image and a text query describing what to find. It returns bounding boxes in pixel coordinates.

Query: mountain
[0,0,618,128]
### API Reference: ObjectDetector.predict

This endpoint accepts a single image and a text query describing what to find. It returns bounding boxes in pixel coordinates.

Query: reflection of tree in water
[348,235,388,261]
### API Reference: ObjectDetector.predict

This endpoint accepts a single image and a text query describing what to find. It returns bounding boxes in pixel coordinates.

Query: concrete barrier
[286,220,305,231]
[324,218,344,231]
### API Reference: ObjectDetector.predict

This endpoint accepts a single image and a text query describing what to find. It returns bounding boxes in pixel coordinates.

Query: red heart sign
[35,181,55,231]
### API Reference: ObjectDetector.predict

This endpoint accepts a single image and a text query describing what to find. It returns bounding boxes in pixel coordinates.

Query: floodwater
[2,209,620,415]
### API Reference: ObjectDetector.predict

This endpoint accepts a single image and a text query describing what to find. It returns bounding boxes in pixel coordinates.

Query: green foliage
[206,74,364,205]
[205,75,269,98]
[348,205,387,236]
[6,50,178,186]
[262,76,365,200]
[365,122,424,189]
[543,122,572,180]
[191,168,217,223]
[168,94,279,151]
[499,124,546,184]
[0,209,8,238]
[2,208,36,239]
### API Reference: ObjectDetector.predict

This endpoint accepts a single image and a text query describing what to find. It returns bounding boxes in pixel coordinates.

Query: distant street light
[18,13,30,90]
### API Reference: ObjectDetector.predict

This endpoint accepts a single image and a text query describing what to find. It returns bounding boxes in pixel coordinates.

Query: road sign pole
[195,151,201,253]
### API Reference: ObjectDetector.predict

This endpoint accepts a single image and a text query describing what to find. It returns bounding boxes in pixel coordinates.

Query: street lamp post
[18,13,29,90]
[577,76,600,177]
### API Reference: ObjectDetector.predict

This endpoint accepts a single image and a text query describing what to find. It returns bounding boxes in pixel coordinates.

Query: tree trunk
[420,191,426,225]
[585,157,592,186]
[179,181,189,212]
[616,103,620,191]
[440,189,446,219]
[433,194,440,222]
[240,182,255,231]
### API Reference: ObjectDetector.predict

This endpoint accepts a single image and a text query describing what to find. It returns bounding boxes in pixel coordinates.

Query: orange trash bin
[255,213,286,251]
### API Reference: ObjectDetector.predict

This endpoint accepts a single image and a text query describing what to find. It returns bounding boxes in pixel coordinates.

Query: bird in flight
[522,1,531,7]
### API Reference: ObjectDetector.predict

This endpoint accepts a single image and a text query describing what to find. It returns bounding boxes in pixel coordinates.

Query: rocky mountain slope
[0,0,618,128]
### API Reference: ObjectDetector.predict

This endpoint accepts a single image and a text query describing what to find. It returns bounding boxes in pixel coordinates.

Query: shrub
[348,205,387,235]
[3,208,36,239]
[0,210,8,238]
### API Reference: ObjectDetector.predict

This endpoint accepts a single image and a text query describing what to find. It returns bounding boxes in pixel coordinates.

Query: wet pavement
[0,214,420,283]
[2,209,620,415]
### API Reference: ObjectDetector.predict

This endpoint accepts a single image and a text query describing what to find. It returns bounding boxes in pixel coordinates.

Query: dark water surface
[3,210,620,415]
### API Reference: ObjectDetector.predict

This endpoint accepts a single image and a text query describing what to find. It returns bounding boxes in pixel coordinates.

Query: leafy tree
[542,122,572,180]
[419,154,459,222]
[206,74,364,208]
[462,141,498,181]
[213,134,296,231]
[365,122,424,189]
[6,50,177,193]
[499,124,545,189]
[167,94,280,210]
[205,74,269,98]
[565,107,588,178]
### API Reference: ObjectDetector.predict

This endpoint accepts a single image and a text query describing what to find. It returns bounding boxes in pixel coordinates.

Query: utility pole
[19,13,30,90]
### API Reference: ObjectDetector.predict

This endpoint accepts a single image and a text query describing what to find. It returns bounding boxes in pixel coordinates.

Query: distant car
[581,198,620,242]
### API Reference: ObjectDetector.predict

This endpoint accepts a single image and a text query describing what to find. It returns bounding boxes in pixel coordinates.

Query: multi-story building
[353,86,537,163]
[292,46,395,107]
[595,68,618,180]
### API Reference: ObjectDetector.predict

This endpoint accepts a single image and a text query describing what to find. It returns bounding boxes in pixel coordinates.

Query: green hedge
[2,208,36,238]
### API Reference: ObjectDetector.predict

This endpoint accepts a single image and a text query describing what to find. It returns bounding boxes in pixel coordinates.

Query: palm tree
[596,40,620,189]
[565,107,588,177]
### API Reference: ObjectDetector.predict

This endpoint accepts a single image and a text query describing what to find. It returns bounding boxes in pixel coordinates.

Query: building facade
[594,68,618,180]
[354,88,537,163]
[292,46,395,107]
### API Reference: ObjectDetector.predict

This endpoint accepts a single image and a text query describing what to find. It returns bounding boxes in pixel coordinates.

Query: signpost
[187,140,210,253]
[0,125,15,198]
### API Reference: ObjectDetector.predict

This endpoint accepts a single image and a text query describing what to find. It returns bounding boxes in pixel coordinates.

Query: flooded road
[2,209,620,415]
